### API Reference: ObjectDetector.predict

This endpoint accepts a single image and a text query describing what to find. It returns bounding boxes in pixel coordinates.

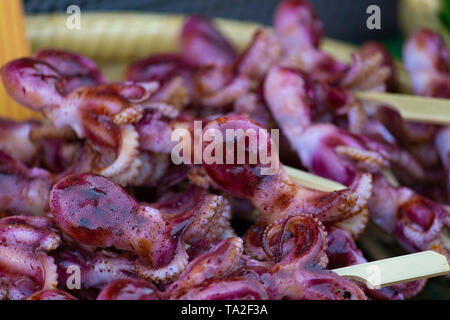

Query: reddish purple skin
[325,227,365,269]
[33,49,107,92]
[176,279,269,300]
[0,216,60,299]
[180,15,237,67]
[50,173,140,247]
[50,174,196,268]
[326,86,349,110]
[125,53,194,83]
[201,116,274,199]
[1,58,68,110]
[89,83,149,102]
[310,145,356,187]
[399,197,437,232]
[134,109,175,153]
[242,215,367,300]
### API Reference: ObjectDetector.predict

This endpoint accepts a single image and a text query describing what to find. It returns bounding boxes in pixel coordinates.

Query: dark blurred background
[23,0,399,43]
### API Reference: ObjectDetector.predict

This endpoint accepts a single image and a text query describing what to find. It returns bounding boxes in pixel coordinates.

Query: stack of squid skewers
[0,0,449,300]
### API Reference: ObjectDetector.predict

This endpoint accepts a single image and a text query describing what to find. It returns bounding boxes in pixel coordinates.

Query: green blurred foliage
[440,0,450,29]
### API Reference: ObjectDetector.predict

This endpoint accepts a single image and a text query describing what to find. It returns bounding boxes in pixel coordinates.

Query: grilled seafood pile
[0,0,448,300]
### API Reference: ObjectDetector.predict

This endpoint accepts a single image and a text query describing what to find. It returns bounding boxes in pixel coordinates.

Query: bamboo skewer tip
[354,91,450,125]
[333,251,450,289]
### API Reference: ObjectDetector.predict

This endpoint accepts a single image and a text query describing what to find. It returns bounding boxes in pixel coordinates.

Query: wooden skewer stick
[333,250,450,289]
[284,165,347,192]
[354,91,450,125]
[285,165,399,191]
[380,168,400,188]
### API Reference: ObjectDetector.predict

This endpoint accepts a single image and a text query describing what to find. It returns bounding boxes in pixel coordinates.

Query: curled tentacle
[152,186,235,244]
[183,194,236,242]
[341,52,391,92]
[57,82,153,137]
[2,61,162,185]
[368,175,449,259]
[50,174,232,283]
[335,145,388,172]
[294,124,388,185]
[243,222,270,261]
[108,155,143,186]
[135,236,188,284]
[148,76,190,110]
[166,238,268,300]
[333,207,369,237]
[262,215,328,267]
[53,244,140,293]
[167,238,244,299]
[0,216,61,300]
[0,151,52,216]
[108,152,168,187]
[260,215,367,300]
[359,41,397,91]
[94,124,139,179]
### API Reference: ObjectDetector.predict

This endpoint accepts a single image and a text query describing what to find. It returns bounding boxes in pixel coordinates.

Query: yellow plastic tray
[24,12,394,82]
